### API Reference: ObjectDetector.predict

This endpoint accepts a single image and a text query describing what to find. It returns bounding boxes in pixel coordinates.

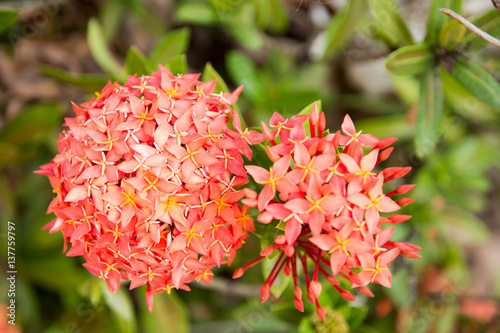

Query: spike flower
[235,103,421,321]
[36,66,263,312]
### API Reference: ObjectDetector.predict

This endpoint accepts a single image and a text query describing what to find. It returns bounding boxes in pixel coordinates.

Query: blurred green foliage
[1,0,500,332]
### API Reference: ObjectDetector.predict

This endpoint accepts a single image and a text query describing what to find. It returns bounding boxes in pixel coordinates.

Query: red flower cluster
[235,103,420,320]
[36,66,263,311]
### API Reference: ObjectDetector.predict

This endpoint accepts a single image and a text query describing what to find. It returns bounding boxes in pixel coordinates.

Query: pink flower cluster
[235,103,420,320]
[36,66,263,311]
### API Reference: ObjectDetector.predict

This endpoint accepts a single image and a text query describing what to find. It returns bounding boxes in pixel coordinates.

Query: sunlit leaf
[175,3,218,26]
[99,0,124,41]
[226,50,264,102]
[385,43,436,76]
[138,287,189,333]
[39,64,109,92]
[462,9,500,50]
[297,99,322,116]
[322,0,367,59]
[100,283,137,333]
[425,0,463,42]
[255,0,288,33]
[87,18,124,79]
[202,62,230,94]
[415,69,444,158]
[164,54,187,75]
[438,20,466,50]
[369,0,414,47]
[125,45,153,76]
[210,0,242,13]
[451,58,500,110]
[0,8,18,34]
[230,24,263,49]
[149,28,191,66]
[441,67,497,123]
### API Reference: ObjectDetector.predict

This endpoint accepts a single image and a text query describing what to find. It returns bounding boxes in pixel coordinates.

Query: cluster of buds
[234,103,420,320]
[36,66,263,311]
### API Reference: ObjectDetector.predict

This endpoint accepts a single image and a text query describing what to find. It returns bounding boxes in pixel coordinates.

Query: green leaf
[262,255,291,297]
[19,258,86,291]
[164,54,187,75]
[440,67,497,122]
[210,0,242,13]
[226,50,263,102]
[231,300,291,332]
[436,304,458,333]
[425,0,463,42]
[230,25,263,50]
[441,206,490,245]
[385,269,412,307]
[0,8,18,34]
[297,99,322,116]
[385,43,436,76]
[99,0,124,41]
[462,9,500,50]
[225,2,263,49]
[100,283,137,333]
[255,0,289,33]
[125,45,153,76]
[261,223,280,261]
[369,0,414,47]
[122,0,167,36]
[297,100,322,137]
[298,316,316,333]
[175,3,218,26]
[248,143,273,170]
[0,103,62,145]
[347,306,368,329]
[415,69,444,158]
[322,0,367,59]
[202,62,243,122]
[149,28,191,67]
[138,287,189,333]
[438,20,466,50]
[39,64,109,92]
[202,62,230,94]
[87,17,124,80]
[450,58,500,110]
[356,114,413,141]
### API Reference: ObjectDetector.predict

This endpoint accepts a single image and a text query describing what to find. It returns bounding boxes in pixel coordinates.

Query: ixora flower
[234,103,421,320]
[36,66,263,312]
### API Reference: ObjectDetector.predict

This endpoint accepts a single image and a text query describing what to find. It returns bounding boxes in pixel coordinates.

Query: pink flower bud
[261,283,270,302]
[233,268,245,279]
[316,304,326,321]
[275,234,286,245]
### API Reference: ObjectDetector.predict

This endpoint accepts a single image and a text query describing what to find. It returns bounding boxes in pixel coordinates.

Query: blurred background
[0,0,499,332]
